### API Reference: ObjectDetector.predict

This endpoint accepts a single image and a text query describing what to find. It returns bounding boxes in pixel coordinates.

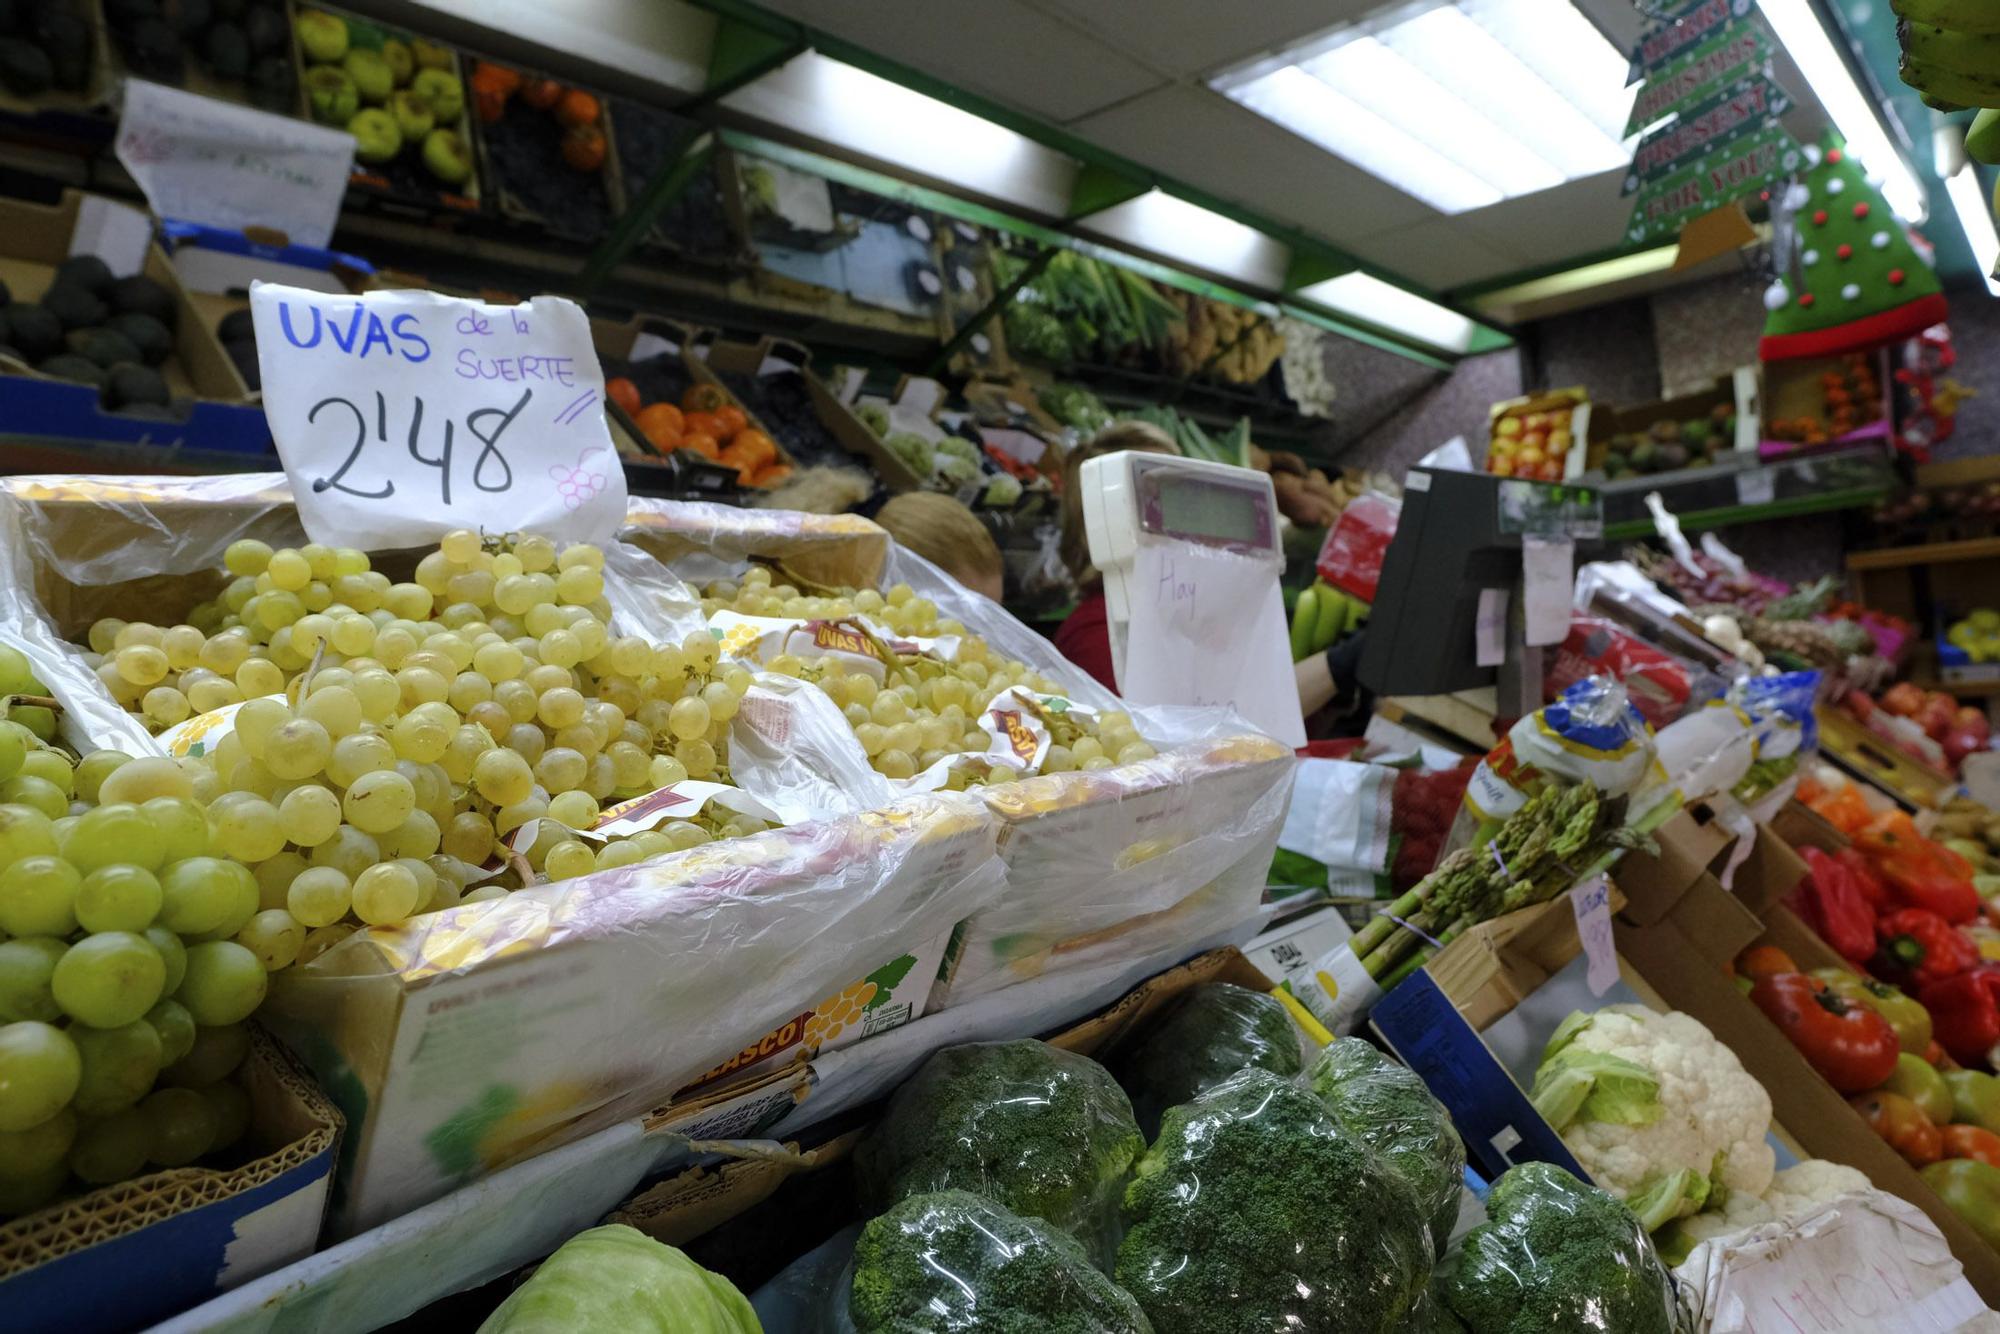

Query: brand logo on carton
[592,785,694,830]
[991,709,1037,763]
[807,620,866,655]
[680,1011,813,1095]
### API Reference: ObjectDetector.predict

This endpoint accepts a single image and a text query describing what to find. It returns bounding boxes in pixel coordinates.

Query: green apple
[422,128,473,187]
[304,65,358,126]
[344,48,393,104]
[387,88,434,141]
[380,38,413,87]
[410,67,463,126]
[296,9,349,64]
[347,108,403,165]
[411,38,452,72]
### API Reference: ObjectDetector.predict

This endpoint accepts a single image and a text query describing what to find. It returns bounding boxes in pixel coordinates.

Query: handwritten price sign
[250,283,626,550]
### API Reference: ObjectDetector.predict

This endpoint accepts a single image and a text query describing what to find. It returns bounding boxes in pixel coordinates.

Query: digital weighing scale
[1081,451,1304,746]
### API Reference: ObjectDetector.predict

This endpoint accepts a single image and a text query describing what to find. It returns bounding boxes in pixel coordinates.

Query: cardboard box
[1585,368,1760,475]
[0,1028,341,1334]
[0,191,271,453]
[0,0,113,120]
[1244,906,1352,1003]
[1614,801,1740,924]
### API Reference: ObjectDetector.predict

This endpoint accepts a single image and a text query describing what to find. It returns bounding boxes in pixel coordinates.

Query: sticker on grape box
[249,283,627,551]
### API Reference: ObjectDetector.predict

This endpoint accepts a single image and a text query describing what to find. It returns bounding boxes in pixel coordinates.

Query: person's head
[874,491,1006,602]
[1059,421,1180,588]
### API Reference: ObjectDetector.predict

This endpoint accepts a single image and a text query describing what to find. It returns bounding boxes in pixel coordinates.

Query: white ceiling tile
[1070,85,1437,242]
[752,0,1162,122]
[1451,167,1643,270]
[1029,0,1377,78]
[1343,220,1522,292]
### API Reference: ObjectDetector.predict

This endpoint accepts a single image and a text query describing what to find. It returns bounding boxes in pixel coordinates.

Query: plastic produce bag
[1545,616,1704,728]
[1315,490,1400,603]
[1731,670,1821,807]
[1437,1161,1681,1334]
[844,1191,1153,1334]
[1111,981,1305,1138]
[853,1040,1143,1266]
[1307,1038,1467,1251]
[1116,1068,1433,1334]
[1463,676,1660,823]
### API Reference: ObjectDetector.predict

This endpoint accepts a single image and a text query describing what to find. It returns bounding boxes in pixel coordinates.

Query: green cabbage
[477,1225,760,1333]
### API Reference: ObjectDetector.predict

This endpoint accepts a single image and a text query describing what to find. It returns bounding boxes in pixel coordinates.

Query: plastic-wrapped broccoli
[1307,1037,1466,1250]
[1112,982,1304,1139]
[932,449,980,489]
[848,1191,1153,1333]
[981,472,1023,508]
[855,403,891,438]
[883,431,935,477]
[1116,1068,1432,1334]
[1439,1161,1682,1334]
[854,1040,1143,1262]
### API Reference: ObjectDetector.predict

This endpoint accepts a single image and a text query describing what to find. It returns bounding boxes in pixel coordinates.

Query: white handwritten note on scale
[250,283,627,550]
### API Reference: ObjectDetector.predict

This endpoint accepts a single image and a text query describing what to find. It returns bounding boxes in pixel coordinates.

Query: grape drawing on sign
[551,448,610,510]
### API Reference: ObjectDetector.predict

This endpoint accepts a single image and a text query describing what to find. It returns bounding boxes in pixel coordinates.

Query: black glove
[1324,630,1373,718]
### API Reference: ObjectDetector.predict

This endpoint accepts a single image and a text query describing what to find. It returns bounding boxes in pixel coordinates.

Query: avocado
[37,352,104,387]
[1602,451,1628,478]
[0,0,15,36]
[122,17,183,83]
[0,36,52,94]
[203,21,248,80]
[106,311,172,366]
[1656,442,1690,471]
[211,0,243,19]
[247,53,294,111]
[103,0,159,22]
[105,363,169,410]
[216,307,254,343]
[67,327,141,370]
[107,274,176,327]
[41,282,105,331]
[243,3,284,56]
[225,337,258,390]
[52,254,113,298]
[170,0,211,35]
[2,304,60,360]
[1629,439,1659,472]
[35,9,86,90]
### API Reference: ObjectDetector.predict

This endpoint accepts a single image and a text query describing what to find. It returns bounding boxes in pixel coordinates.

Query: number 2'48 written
[309,388,529,504]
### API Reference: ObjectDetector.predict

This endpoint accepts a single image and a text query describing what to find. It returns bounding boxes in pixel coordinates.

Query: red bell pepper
[1921,966,2000,1068]
[1876,908,1980,988]
[1857,811,1981,923]
[1792,847,1878,964]
[1834,845,1892,911]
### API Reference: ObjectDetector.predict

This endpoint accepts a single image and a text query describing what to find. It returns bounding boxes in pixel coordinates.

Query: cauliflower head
[1531,1006,1774,1219]
[1660,1159,1874,1264]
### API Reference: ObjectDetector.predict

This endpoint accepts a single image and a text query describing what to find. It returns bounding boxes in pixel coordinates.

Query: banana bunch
[1896,0,2000,121]
[1289,579,1369,662]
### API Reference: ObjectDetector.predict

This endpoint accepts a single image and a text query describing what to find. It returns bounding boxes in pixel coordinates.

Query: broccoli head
[1307,1037,1467,1250]
[854,1040,1143,1261]
[1113,982,1304,1138]
[1440,1161,1682,1334]
[848,1190,1153,1334]
[1115,1068,1432,1334]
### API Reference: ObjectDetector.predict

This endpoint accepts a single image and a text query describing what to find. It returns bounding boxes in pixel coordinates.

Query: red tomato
[1850,1089,1942,1166]
[1751,972,1901,1091]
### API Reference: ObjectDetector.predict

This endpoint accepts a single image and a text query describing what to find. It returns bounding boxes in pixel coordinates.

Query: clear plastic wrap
[1731,670,1822,806]
[1438,1161,1683,1334]
[1306,1037,1467,1252]
[1463,675,1661,823]
[1111,981,1305,1139]
[852,1040,1144,1265]
[845,1190,1153,1334]
[262,793,1006,1236]
[1115,1068,1433,1334]
[1314,490,1400,603]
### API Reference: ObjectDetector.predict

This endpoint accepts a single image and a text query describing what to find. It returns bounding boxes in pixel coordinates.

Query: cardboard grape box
[698,333,926,491]
[0,1027,341,1334]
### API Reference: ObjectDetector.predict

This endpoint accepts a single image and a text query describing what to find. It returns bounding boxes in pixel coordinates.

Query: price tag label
[250,283,627,551]
[1735,467,1776,505]
[1522,536,1574,648]
[1475,588,1509,668]
[1571,875,1617,996]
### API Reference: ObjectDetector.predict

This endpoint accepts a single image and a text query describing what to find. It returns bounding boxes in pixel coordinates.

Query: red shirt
[1053,591,1119,695]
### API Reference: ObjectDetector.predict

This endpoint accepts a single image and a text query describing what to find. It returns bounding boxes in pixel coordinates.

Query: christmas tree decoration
[1759,140,1948,361]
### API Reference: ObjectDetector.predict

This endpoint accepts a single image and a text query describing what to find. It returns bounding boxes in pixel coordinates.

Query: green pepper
[1886,1052,1954,1124]
[1921,1158,2000,1251]
[1812,968,1933,1054]
[1944,1069,2000,1133]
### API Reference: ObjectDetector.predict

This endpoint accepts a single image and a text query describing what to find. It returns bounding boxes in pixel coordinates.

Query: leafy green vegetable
[476,1225,759,1333]
[1439,1162,1681,1334]
[854,1040,1143,1262]
[1112,982,1302,1139]
[849,1190,1152,1333]
[1307,1038,1467,1251]
[1037,382,1113,434]
[1116,1068,1432,1334]
[1529,1049,1664,1131]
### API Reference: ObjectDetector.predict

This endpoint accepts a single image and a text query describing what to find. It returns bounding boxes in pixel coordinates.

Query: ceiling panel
[1070,84,1438,243]
[753,0,1163,123]
[1344,219,1522,292]
[1026,0,1376,80]
[1450,168,1644,272]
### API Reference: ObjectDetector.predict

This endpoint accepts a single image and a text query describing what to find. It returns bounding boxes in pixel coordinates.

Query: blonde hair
[875,491,1004,590]
[1059,421,1179,586]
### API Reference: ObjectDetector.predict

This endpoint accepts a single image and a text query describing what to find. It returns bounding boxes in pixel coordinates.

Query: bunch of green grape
[697,567,1155,782]
[0,729,264,1219]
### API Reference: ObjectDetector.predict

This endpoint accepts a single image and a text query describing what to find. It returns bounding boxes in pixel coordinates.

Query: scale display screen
[1139,465,1274,550]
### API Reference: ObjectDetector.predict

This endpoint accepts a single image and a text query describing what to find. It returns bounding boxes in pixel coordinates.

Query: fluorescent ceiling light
[1945,166,2000,296]
[1215,0,1634,215]
[1073,189,1288,289]
[1756,0,1927,224]
[1297,272,1480,353]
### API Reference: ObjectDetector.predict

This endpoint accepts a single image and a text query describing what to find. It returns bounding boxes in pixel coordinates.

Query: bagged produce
[1437,1161,1682,1334]
[1111,981,1304,1138]
[1463,676,1661,823]
[477,1224,759,1333]
[853,1040,1144,1263]
[1307,1037,1466,1250]
[1116,1068,1433,1334]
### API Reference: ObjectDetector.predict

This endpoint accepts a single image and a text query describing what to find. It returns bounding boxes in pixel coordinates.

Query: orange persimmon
[752,464,792,488]
[681,431,720,460]
[712,405,747,439]
[561,125,607,173]
[520,78,562,110]
[635,402,685,438]
[681,383,729,414]
[730,429,777,469]
[554,89,600,129]
[606,377,641,416]
[680,410,722,441]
